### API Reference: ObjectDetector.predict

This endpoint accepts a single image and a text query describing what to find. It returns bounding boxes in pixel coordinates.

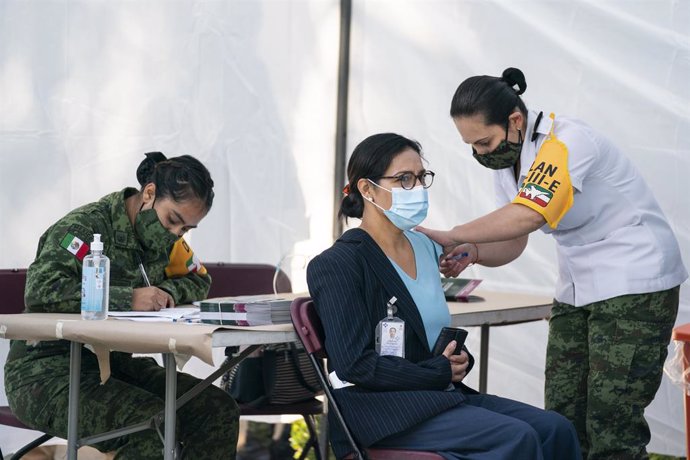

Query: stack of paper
[197,296,292,326]
[108,306,200,322]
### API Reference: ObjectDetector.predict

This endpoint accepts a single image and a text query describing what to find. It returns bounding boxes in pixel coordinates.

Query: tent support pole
[332,0,352,241]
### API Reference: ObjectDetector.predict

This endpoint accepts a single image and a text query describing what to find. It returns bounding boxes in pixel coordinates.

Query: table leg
[67,341,82,460]
[683,342,690,459]
[479,324,489,393]
[163,353,177,460]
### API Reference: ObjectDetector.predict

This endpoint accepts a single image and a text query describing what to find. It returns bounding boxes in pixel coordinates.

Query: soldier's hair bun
[501,67,527,95]
[136,151,168,186]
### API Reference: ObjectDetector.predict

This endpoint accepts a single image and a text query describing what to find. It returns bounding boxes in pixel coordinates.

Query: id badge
[375,297,405,358]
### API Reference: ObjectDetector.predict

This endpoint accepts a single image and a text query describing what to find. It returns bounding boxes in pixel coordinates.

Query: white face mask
[366,180,429,230]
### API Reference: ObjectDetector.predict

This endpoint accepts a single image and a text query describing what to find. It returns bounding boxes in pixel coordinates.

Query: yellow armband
[165,238,208,277]
[513,113,574,229]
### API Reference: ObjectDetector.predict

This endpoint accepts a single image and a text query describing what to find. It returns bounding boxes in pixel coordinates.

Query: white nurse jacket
[494,110,687,307]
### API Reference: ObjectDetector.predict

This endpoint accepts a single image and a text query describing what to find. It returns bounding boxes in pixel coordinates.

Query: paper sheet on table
[108,306,199,322]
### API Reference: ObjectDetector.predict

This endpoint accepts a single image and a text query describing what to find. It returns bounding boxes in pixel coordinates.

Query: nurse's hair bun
[136,151,168,186]
[501,67,527,96]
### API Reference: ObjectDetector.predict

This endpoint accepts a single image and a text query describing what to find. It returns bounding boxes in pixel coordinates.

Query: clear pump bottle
[81,234,110,320]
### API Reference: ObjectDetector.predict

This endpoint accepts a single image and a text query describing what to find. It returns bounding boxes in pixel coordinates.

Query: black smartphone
[432,327,468,356]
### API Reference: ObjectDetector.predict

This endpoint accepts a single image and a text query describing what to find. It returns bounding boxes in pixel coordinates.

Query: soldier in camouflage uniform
[546,288,680,459]
[5,152,239,459]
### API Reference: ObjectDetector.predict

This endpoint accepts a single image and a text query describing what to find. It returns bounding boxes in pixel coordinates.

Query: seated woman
[307,133,581,459]
[5,153,238,459]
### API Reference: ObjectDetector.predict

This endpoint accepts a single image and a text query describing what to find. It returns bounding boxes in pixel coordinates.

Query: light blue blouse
[388,230,451,350]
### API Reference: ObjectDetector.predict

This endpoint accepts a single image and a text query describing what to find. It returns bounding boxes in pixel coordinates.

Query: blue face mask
[367,180,429,230]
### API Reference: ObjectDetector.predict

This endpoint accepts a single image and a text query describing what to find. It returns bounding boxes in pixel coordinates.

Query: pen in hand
[133,254,175,310]
[136,254,152,287]
[447,252,469,262]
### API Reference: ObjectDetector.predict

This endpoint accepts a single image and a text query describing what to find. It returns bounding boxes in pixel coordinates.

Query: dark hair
[449,67,528,126]
[339,133,422,220]
[136,152,215,211]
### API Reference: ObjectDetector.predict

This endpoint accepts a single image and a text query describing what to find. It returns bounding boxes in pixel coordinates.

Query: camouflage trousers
[545,287,680,460]
[5,344,239,459]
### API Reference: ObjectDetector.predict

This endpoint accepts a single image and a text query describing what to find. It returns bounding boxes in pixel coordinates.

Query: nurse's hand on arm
[417,203,543,275]
[420,203,544,245]
[132,287,175,311]
[442,341,470,382]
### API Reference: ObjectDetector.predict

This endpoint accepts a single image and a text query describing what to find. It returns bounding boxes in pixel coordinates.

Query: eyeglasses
[374,170,435,190]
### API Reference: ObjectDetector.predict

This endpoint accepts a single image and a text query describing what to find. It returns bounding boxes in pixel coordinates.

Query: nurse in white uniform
[419,67,687,460]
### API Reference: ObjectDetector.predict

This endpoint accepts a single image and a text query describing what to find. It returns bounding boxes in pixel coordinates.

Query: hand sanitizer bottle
[81,234,110,320]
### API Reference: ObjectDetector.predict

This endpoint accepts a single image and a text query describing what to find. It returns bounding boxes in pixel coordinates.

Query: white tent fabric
[1,0,688,455]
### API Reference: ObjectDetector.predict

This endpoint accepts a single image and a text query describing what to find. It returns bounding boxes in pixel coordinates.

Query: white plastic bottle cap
[91,234,104,252]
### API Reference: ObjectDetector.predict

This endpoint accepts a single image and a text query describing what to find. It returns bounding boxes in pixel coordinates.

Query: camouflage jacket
[24,187,211,313]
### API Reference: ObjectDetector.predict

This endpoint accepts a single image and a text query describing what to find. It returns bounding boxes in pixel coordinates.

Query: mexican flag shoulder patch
[518,182,553,208]
[60,232,89,261]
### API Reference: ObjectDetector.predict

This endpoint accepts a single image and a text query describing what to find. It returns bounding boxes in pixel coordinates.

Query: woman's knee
[513,423,542,457]
[495,418,542,457]
[544,410,577,436]
[542,410,581,459]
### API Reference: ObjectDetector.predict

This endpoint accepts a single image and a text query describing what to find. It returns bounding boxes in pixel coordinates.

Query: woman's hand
[440,243,478,278]
[415,226,459,248]
[442,341,470,382]
[132,287,175,311]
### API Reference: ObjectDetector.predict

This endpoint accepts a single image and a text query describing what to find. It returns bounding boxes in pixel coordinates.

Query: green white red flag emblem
[518,183,552,207]
[185,254,201,273]
[60,233,89,261]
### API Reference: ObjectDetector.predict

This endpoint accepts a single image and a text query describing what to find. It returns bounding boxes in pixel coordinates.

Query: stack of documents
[108,306,200,323]
[197,295,292,326]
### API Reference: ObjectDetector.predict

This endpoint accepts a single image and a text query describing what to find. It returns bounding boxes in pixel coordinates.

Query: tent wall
[0,0,339,452]
[0,0,688,455]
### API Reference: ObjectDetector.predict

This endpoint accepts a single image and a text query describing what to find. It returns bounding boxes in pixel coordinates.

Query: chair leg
[10,433,53,459]
[298,414,322,460]
[299,438,316,460]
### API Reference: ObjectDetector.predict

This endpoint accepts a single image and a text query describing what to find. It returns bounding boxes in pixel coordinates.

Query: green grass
[649,454,685,460]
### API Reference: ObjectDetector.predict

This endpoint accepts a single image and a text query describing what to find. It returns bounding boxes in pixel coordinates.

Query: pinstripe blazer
[307,228,477,458]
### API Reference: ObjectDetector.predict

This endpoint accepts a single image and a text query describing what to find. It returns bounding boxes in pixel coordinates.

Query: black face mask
[472,122,523,170]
